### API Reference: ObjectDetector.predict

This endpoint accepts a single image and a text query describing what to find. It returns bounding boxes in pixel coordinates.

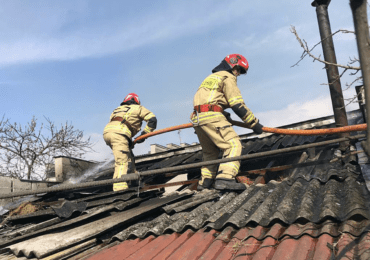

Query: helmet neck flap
[212,60,233,74]
[120,100,137,106]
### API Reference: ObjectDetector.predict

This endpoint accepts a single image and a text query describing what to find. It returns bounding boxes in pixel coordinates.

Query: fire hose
[133,119,367,144]
[0,120,367,199]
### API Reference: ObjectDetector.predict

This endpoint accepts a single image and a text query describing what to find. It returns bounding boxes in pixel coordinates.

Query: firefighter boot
[197,178,214,191]
[214,178,246,191]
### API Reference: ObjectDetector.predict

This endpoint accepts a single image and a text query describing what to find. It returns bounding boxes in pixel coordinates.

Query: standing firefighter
[103,93,157,191]
[191,54,263,191]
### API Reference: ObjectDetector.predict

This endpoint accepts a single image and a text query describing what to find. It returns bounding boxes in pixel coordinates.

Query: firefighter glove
[136,138,145,144]
[136,131,147,144]
[252,122,264,135]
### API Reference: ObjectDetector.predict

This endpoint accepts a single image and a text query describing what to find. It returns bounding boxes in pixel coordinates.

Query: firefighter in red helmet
[103,93,157,191]
[191,54,263,191]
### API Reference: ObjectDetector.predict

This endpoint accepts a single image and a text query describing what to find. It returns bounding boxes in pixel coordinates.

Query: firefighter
[103,93,157,191]
[191,54,263,191]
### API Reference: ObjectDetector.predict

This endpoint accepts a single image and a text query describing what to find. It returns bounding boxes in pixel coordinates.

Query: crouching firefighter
[103,93,157,191]
[191,54,264,191]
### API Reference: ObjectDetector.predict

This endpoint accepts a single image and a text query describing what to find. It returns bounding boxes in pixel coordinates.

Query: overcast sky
[0,0,363,161]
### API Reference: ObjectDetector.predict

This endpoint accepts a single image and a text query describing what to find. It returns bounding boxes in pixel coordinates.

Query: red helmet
[123,93,140,105]
[224,54,249,74]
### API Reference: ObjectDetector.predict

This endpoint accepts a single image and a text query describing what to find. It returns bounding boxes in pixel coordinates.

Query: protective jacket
[191,70,259,186]
[103,103,156,192]
[104,104,157,139]
[191,70,258,129]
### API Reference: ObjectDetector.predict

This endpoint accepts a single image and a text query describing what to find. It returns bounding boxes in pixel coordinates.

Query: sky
[0,0,363,162]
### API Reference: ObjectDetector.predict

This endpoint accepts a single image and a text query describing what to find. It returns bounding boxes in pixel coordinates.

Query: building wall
[0,176,49,207]
[54,157,97,182]
[0,156,96,207]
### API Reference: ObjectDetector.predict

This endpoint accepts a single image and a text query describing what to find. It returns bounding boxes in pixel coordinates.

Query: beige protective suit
[103,104,156,191]
[191,71,259,184]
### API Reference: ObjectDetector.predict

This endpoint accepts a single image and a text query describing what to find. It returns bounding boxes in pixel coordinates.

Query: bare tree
[0,116,94,180]
[290,25,363,105]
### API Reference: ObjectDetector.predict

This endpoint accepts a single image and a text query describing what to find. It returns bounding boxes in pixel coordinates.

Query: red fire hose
[133,120,367,145]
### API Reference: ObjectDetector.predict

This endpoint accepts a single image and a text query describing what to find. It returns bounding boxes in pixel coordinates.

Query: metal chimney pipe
[350,0,370,156]
[312,0,350,150]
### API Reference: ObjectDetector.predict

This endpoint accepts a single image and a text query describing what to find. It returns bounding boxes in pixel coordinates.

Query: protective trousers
[194,123,242,184]
[103,132,134,191]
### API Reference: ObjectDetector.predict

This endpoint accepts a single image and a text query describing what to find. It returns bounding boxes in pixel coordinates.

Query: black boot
[197,178,214,191]
[214,178,246,191]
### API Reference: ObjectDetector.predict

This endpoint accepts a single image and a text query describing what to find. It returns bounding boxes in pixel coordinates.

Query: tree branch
[0,116,94,180]
[290,25,361,70]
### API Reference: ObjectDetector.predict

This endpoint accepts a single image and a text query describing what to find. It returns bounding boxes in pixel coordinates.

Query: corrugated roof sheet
[4,192,192,259]
[4,173,367,258]
[106,174,369,242]
[0,110,369,259]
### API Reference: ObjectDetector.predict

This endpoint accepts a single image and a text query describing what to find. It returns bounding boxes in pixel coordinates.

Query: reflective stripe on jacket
[192,71,258,127]
[103,104,156,139]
